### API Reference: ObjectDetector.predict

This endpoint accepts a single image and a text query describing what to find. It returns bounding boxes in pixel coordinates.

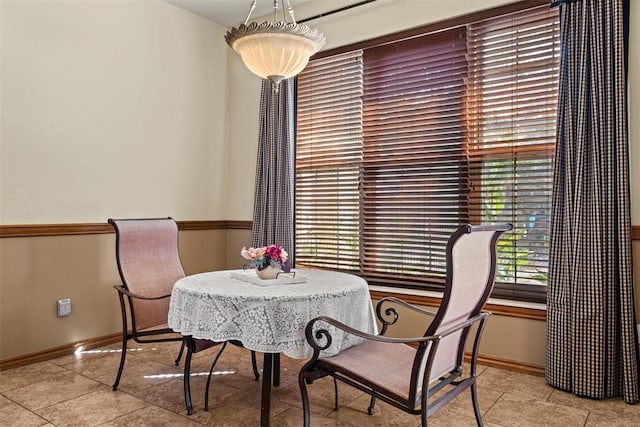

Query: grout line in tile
[482,390,505,416]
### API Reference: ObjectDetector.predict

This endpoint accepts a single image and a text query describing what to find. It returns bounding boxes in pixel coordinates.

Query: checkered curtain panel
[250,80,295,259]
[547,0,639,403]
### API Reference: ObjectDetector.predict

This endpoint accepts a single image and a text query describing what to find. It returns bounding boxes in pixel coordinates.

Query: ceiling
[164,0,313,27]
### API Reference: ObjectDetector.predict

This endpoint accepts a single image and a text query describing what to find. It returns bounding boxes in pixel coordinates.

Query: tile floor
[1,341,638,426]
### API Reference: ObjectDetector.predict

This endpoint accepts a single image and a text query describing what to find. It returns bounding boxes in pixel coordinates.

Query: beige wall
[226,228,254,269]
[0,0,229,223]
[1,234,120,359]
[224,52,263,221]
[0,226,250,361]
[0,0,232,360]
[0,229,228,360]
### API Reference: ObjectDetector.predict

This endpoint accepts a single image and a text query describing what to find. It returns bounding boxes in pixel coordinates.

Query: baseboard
[0,332,122,371]
[471,353,545,377]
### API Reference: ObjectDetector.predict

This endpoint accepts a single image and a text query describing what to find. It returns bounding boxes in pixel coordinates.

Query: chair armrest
[306,316,434,351]
[113,285,172,301]
[305,311,491,353]
[375,297,437,335]
[377,296,437,317]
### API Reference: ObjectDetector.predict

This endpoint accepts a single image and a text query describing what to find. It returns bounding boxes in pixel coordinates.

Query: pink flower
[264,245,281,262]
[240,245,288,270]
[240,247,254,260]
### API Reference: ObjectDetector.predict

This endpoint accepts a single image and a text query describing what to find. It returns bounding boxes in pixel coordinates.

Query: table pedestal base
[260,353,280,427]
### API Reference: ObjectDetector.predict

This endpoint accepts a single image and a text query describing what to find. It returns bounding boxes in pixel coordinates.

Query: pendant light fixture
[225,0,326,91]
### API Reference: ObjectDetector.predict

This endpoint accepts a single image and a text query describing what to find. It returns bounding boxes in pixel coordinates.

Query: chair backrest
[109,218,185,330]
[410,223,511,397]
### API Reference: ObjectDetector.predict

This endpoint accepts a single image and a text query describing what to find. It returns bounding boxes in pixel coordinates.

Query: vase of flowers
[241,245,289,279]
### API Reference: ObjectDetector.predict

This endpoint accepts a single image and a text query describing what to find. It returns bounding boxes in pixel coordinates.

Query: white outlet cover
[57,298,72,317]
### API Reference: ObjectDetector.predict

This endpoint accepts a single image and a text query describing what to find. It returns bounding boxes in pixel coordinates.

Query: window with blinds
[296,51,364,270]
[466,7,559,298]
[361,28,468,286]
[295,4,559,302]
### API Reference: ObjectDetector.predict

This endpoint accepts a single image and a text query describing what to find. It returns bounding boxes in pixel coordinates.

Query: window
[295,4,559,303]
[466,7,559,299]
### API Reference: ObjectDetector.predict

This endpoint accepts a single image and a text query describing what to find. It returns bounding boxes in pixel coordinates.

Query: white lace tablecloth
[168,268,377,358]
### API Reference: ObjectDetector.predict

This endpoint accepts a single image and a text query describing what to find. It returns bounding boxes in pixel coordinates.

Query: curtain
[250,79,295,260]
[547,0,638,403]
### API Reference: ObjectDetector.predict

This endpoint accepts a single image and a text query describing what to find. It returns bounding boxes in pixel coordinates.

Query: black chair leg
[175,340,186,366]
[183,343,195,415]
[113,293,129,391]
[112,333,128,391]
[333,377,339,410]
[251,350,260,381]
[368,396,376,415]
[204,342,228,412]
[470,381,484,426]
[299,373,312,427]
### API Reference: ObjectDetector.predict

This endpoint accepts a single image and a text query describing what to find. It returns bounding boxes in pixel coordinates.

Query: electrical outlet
[57,298,72,317]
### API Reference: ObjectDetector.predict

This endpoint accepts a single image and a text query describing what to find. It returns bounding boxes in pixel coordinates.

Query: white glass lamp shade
[226,22,325,86]
[232,32,317,85]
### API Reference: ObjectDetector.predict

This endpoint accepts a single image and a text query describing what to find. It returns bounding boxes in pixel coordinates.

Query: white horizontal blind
[361,28,468,286]
[295,51,364,270]
[466,5,559,291]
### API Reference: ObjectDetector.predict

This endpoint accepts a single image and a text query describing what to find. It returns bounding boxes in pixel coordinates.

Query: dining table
[167,267,377,426]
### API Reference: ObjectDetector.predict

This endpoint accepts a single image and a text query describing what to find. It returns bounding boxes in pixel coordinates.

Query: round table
[168,268,377,426]
[168,268,376,358]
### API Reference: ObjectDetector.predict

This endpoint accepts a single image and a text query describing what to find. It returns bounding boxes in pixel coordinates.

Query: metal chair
[299,223,512,426]
[109,217,259,415]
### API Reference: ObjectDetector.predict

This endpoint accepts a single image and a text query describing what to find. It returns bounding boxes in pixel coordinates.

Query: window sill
[368,285,547,321]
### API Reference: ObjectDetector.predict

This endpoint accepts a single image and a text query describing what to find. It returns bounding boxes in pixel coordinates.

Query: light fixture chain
[284,0,297,24]
[243,0,257,25]
[273,0,278,23]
